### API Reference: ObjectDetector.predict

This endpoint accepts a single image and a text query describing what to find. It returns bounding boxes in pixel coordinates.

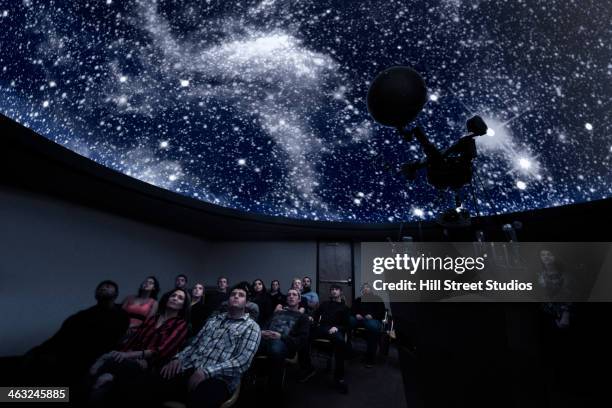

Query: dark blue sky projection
[1,0,610,222]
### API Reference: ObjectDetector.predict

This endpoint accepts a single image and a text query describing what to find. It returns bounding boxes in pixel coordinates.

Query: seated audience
[154,282,261,408]
[204,276,230,313]
[350,283,386,367]
[269,279,286,308]
[537,249,577,387]
[217,296,260,323]
[258,288,310,390]
[175,274,189,290]
[299,284,350,393]
[190,282,207,336]
[278,278,308,313]
[251,278,273,324]
[301,276,320,310]
[121,276,160,333]
[89,288,190,406]
[22,280,129,390]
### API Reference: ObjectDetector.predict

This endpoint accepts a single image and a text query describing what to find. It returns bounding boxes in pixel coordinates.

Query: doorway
[316,241,354,306]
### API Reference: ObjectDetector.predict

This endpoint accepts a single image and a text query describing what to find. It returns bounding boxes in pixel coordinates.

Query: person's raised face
[96,283,117,301]
[228,288,247,309]
[218,278,228,291]
[362,284,372,296]
[253,280,263,293]
[167,290,186,311]
[271,281,280,292]
[142,278,156,291]
[292,279,302,292]
[192,284,204,299]
[540,250,555,267]
[303,277,311,288]
[286,289,300,307]
[330,287,342,300]
[175,276,187,288]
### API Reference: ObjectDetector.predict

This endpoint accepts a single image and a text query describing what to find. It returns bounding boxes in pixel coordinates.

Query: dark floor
[0,340,406,408]
[240,338,407,408]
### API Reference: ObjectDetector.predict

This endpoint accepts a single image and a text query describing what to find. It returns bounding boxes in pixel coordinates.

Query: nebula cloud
[0,0,610,221]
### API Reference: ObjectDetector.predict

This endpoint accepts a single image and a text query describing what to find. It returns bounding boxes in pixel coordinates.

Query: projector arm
[397,126,444,163]
[396,126,413,142]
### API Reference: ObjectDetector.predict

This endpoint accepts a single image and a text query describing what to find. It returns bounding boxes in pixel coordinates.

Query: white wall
[0,187,316,356]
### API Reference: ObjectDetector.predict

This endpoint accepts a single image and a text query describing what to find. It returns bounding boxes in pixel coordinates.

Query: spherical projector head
[367,66,427,128]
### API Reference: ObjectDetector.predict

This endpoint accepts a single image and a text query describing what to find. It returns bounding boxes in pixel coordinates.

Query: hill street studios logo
[360,242,612,302]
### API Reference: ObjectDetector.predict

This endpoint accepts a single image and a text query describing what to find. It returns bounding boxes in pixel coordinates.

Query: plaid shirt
[175,312,260,392]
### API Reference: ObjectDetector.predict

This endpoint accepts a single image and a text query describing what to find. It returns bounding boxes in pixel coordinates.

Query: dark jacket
[30,304,129,371]
[204,290,229,316]
[352,294,386,321]
[314,300,350,331]
[269,291,285,308]
[190,301,208,336]
[251,292,273,324]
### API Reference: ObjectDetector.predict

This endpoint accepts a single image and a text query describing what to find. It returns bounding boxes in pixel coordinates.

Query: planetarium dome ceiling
[1,0,610,222]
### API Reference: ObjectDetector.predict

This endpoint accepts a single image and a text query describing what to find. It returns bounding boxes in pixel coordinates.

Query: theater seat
[252,354,299,387]
[352,310,392,356]
[162,381,241,408]
[311,338,334,371]
[285,353,299,365]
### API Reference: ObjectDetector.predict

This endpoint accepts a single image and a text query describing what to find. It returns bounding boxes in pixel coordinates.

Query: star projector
[398,115,488,190]
[367,66,427,128]
[367,66,489,225]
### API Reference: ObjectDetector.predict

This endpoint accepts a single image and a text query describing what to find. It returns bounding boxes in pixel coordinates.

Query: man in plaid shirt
[159,281,261,408]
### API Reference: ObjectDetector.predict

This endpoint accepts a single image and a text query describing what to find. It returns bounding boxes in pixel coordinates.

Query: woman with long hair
[269,279,285,308]
[121,276,160,332]
[89,288,190,405]
[251,278,272,324]
[189,282,208,335]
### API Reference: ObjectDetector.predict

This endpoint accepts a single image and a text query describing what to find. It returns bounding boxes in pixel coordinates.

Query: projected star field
[1,0,610,222]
